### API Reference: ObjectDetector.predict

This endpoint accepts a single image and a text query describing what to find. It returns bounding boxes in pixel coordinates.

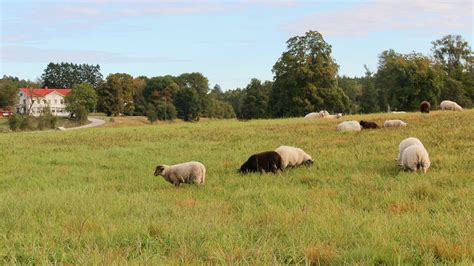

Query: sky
[1,0,472,90]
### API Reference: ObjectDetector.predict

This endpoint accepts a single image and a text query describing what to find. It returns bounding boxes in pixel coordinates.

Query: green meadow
[0,110,473,264]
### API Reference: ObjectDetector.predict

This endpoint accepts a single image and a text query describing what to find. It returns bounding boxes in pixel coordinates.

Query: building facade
[17,88,72,117]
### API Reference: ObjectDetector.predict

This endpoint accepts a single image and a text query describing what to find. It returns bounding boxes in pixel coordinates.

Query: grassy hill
[0,110,473,264]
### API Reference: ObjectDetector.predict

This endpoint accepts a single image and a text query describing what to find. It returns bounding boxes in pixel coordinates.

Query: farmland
[0,110,473,264]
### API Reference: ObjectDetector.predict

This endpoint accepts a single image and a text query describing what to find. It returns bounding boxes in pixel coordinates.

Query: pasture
[0,110,473,264]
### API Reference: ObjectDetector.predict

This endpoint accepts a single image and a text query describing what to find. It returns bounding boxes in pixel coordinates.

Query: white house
[17,88,72,117]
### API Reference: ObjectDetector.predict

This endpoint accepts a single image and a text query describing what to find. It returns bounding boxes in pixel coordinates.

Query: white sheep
[401,145,431,173]
[275,145,313,169]
[398,137,424,165]
[337,120,361,132]
[154,161,206,186]
[304,112,323,119]
[384,120,407,128]
[440,100,463,111]
[304,110,332,119]
[320,110,330,117]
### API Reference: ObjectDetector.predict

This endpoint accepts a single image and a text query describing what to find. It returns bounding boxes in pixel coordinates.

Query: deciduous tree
[270,30,350,117]
[97,73,134,116]
[65,83,98,122]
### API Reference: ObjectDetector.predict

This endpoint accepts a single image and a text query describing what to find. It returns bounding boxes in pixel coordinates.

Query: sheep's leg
[173,181,181,187]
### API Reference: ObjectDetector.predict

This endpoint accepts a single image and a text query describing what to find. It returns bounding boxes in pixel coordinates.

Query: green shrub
[19,116,34,130]
[8,114,23,131]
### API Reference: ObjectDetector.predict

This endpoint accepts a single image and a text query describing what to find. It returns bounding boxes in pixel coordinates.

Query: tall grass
[0,110,473,264]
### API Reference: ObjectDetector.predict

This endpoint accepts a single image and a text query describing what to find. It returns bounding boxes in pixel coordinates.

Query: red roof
[20,88,71,97]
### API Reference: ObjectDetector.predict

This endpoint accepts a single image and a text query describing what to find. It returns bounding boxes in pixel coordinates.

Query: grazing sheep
[154,161,206,186]
[304,110,333,119]
[359,120,380,129]
[420,101,431,113]
[239,151,283,174]
[337,120,361,132]
[401,145,431,173]
[304,112,323,119]
[275,145,313,169]
[391,111,406,114]
[440,100,463,111]
[398,137,424,164]
[384,120,407,128]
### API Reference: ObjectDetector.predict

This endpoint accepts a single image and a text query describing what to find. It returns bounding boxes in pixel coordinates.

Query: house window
[23,99,26,104]
[54,99,57,104]
[19,93,23,97]
[43,99,47,104]
[60,99,64,104]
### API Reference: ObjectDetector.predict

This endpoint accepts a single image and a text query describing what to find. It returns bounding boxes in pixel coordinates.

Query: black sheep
[239,151,283,174]
[359,120,380,129]
[420,101,431,113]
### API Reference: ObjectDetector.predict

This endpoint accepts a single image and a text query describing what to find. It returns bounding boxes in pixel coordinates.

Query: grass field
[0,119,8,129]
[0,110,473,264]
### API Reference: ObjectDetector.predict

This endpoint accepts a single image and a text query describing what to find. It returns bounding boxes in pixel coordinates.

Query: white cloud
[283,0,473,37]
[1,0,301,44]
[1,46,189,63]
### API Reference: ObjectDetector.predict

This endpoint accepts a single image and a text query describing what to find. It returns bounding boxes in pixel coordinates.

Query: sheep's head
[304,159,314,166]
[154,165,167,176]
[239,162,250,174]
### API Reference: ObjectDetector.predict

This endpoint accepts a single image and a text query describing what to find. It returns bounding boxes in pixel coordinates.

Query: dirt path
[62,117,105,130]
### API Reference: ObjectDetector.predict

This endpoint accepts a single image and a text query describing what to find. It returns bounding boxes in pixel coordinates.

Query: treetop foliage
[3,34,472,121]
[41,62,103,89]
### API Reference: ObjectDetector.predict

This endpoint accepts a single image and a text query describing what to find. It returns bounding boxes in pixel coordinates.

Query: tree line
[1,32,472,122]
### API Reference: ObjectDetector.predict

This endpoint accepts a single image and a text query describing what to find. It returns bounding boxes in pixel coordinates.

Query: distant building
[17,88,72,117]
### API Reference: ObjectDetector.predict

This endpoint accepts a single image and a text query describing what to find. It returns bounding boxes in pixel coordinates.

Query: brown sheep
[239,151,283,174]
[420,101,431,113]
[360,120,380,129]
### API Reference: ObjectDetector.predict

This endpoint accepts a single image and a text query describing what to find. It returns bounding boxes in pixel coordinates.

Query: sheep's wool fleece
[304,112,322,119]
[165,161,206,184]
[275,145,311,168]
[337,120,361,132]
[398,137,424,164]
[384,120,407,127]
[401,145,431,173]
[440,100,463,111]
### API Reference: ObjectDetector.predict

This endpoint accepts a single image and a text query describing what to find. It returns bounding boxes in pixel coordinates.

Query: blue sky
[1,0,472,90]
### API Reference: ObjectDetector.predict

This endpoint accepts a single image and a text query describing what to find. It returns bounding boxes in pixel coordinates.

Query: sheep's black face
[304,159,314,166]
[239,163,250,174]
[154,165,165,176]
